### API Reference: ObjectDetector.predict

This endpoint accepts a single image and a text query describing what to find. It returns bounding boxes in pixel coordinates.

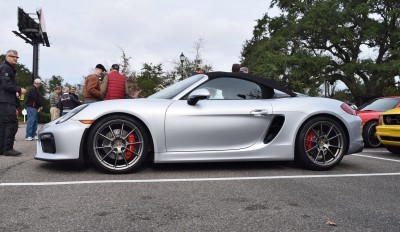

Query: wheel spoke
[326,125,334,137]
[114,153,118,169]
[306,145,318,153]
[100,149,115,161]
[125,147,139,156]
[320,123,324,136]
[97,132,113,141]
[326,147,337,158]
[126,141,143,146]
[311,128,319,137]
[329,144,342,149]
[327,133,341,141]
[121,153,129,166]
[313,150,322,162]
[95,145,112,149]
[109,126,116,139]
[123,129,136,140]
[121,123,125,136]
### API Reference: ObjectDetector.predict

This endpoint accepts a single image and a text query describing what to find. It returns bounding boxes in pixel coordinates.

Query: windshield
[358,98,400,111]
[148,75,205,99]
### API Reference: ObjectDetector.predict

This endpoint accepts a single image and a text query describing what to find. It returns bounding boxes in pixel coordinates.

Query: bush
[38,111,51,124]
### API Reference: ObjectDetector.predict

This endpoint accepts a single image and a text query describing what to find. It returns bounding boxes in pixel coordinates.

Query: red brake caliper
[305,131,315,150]
[126,134,135,160]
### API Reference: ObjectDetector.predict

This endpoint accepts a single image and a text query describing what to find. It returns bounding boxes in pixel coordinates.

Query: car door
[165,77,273,152]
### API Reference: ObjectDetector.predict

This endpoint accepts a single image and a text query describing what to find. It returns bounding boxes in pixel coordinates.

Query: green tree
[136,63,163,97]
[47,75,64,93]
[241,0,400,104]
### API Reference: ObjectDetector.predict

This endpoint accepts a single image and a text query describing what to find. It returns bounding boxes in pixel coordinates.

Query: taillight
[341,103,356,115]
[378,115,383,125]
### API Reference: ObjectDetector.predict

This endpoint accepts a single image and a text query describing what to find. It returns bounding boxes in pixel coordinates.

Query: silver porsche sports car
[36,72,363,173]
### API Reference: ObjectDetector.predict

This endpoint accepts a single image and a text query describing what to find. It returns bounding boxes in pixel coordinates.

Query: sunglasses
[8,55,19,59]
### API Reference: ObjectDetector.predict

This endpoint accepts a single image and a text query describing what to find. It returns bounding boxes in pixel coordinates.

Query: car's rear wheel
[87,115,149,173]
[362,120,381,148]
[385,145,400,154]
[295,117,347,170]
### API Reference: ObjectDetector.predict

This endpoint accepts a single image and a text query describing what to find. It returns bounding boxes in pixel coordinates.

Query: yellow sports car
[376,108,400,154]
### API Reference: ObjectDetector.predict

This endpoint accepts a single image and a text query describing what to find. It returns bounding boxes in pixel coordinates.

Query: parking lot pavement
[1,124,400,231]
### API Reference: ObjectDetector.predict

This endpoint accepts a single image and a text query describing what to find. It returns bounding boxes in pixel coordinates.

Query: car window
[358,98,400,111]
[148,74,205,99]
[195,77,262,100]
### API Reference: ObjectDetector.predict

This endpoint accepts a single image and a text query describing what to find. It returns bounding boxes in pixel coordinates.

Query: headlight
[56,104,89,124]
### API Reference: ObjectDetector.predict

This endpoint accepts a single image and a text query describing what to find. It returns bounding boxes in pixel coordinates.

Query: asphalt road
[0,124,399,232]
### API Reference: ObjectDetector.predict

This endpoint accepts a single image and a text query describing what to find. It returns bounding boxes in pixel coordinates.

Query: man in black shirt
[69,86,79,100]
[25,78,43,141]
[0,50,26,156]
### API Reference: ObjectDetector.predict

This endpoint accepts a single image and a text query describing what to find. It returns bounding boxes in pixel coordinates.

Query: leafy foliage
[136,63,163,97]
[242,0,400,104]
[47,75,63,92]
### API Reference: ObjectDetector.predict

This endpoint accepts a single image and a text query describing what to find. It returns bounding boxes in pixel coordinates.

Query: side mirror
[187,89,210,106]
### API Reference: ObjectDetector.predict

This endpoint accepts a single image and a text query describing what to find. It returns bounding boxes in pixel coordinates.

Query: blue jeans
[84,99,98,104]
[26,107,38,138]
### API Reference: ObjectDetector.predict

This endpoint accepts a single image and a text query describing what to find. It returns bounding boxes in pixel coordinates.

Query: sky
[0,0,279,85]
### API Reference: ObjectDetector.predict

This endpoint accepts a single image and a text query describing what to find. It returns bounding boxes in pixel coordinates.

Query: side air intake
[264,115,285,144]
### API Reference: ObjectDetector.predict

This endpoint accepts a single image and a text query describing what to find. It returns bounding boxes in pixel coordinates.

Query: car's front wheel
[295,117,347,170]
[362,120,381,148]
[87,115,149,173]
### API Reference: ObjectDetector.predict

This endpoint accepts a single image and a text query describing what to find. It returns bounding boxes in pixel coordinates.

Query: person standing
[25,78,44,141]
[49,86,61,121]
[232,63,241,72]
[84,64,106,104]
[58,86,81,116]
[101,64,129,100]
[0,50,26,156]
[69,86,79,100]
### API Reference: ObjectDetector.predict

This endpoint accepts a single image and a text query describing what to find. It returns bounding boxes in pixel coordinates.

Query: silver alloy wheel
[303,121,344,166]
[92,119,144,171]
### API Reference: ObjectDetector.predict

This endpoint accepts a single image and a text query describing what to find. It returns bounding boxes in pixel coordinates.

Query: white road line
[1,173,400,186]
[353,154,400,163]
[362,149,390,153]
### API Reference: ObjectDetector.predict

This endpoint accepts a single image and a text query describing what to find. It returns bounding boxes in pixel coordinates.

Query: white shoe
[33,136,39,140]
[25,137,33,141]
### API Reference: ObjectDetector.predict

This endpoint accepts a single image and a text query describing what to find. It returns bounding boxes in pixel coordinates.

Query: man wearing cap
[0,50,26,156]
[84,64,106,104]
[25,78,44,141]
[101,64,129,100]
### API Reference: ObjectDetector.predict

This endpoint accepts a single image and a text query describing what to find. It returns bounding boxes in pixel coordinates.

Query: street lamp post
[180,52,186,79]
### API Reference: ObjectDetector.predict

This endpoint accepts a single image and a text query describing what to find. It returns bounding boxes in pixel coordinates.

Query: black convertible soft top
[206,72,297,97]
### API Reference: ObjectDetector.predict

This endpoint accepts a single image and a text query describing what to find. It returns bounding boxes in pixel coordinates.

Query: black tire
[385,145,400,155]
[295,117,347,171]
[87,115,149,173]
[362,120,381,148]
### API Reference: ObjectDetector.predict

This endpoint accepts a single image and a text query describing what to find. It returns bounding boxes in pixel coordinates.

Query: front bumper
[376,125,400,146]
[35,120,90,161]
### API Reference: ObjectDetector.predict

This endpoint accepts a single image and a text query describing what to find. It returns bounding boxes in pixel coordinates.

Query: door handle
[250,109,268,116]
